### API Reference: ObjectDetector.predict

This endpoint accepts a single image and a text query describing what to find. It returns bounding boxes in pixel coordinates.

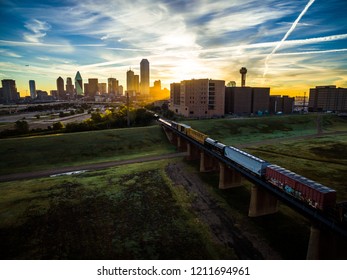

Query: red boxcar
[265,165,336,210]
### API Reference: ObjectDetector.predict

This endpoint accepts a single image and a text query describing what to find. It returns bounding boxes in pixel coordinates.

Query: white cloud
[23,19,51,43]
[0,49,22,58]
[2,0,347,93]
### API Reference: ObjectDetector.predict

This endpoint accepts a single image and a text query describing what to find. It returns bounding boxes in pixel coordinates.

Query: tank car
[224,146,269,176]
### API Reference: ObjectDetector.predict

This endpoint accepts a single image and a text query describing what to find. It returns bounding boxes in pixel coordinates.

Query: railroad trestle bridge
[160,120,347,259]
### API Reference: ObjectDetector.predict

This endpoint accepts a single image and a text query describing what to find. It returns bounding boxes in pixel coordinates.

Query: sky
[0,0,347,97]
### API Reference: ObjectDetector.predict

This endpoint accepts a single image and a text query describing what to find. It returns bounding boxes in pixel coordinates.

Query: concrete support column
[306,224,322,260]
[163,127,174,144]
[186,143,200,161]
[218,162,242,189]
[177,136,187,152]
[200,152,218,172]
[306,224,347,259]
[248,185,278,217]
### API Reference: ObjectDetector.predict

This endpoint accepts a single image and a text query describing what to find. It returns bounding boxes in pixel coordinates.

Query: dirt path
[0,152,187,182]
[165,161,281,260]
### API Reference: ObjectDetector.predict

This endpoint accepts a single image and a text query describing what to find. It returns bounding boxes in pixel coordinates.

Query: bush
[15,120,29,133]
[52,122,64,130]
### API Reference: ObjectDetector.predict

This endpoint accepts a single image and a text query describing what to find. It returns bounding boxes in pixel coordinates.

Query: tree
[91,112,102,123]
[15,120,29,134]
[134,108,153,126]
[52,122,64,130]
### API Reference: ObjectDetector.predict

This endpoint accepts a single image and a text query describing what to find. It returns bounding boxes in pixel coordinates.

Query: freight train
[156,116,347,223]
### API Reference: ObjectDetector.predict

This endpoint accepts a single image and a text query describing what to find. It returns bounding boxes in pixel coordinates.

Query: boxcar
[224,146,269,176]
[177,123,191,134]
[186,128,208,144]
[265,165,337,210]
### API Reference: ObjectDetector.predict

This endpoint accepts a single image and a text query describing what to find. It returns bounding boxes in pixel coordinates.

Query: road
[0,152,187,182]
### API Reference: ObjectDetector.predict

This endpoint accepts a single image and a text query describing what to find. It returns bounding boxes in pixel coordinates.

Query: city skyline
[1,0,347,97]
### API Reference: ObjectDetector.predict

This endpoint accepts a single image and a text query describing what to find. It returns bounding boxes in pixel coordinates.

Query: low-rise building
[308,85,347,112]
[269,95,294,114]
[225,86,270,115]
[170,79,225,118]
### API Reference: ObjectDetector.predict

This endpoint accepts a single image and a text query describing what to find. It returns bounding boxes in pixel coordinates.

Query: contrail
[263,0,315,77]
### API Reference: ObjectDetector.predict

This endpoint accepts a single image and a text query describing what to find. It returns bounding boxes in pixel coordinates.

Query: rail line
[159,120,347,239]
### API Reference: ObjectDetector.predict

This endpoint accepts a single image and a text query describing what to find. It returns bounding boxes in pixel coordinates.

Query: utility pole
[303,91,306,113]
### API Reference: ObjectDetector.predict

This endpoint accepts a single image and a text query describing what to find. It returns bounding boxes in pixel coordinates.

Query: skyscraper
[56,76,64,100]
[29,80,36,99]
[87,78,98,97]
[134,74,140,93]
[108,78,119,95]
[98,83,107,94]
[140,59,150,96]
[126,69,135,92]
[75,71,83,95]
[1,79,19,104]
[66,77,74,96]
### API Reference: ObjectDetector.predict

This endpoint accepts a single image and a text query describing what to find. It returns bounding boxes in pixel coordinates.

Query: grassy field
[1,114,346,259]
[180,162,310,260]
[0,125,175,175]
[245,133,347,201]
[184,114,347,145]
[1,114,346,177]
[0,160,235,259]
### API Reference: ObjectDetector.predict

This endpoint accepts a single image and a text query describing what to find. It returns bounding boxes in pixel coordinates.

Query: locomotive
[156,117,347,223]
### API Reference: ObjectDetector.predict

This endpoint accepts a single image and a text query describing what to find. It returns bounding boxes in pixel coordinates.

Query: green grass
[2,114,346,176]
[246,134,347,201]
[184,114,347,145]
[184,162,311,259]
[1,114,346,259]
[0,160,235,259]
[0,125,175,175]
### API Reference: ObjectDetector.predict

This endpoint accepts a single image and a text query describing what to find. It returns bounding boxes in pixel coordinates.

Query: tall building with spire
[75,71,83,95]
[140,59,150,96]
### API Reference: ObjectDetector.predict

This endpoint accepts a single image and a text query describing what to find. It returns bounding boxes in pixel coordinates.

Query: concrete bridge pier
[218,162,242,189]
[162,126,176,145]
[200,151,218,172]
[306,223,347,259]
[186,142,200,161]
[248,185,278,217]
[177,135,188,152]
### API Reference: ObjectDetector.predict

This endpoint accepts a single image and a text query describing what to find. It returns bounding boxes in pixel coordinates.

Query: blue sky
[0,0,346,96]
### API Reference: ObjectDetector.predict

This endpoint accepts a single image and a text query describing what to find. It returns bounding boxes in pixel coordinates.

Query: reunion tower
[240,67,247,87]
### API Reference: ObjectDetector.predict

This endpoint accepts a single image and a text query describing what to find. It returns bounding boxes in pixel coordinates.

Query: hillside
[0,125,174,176]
